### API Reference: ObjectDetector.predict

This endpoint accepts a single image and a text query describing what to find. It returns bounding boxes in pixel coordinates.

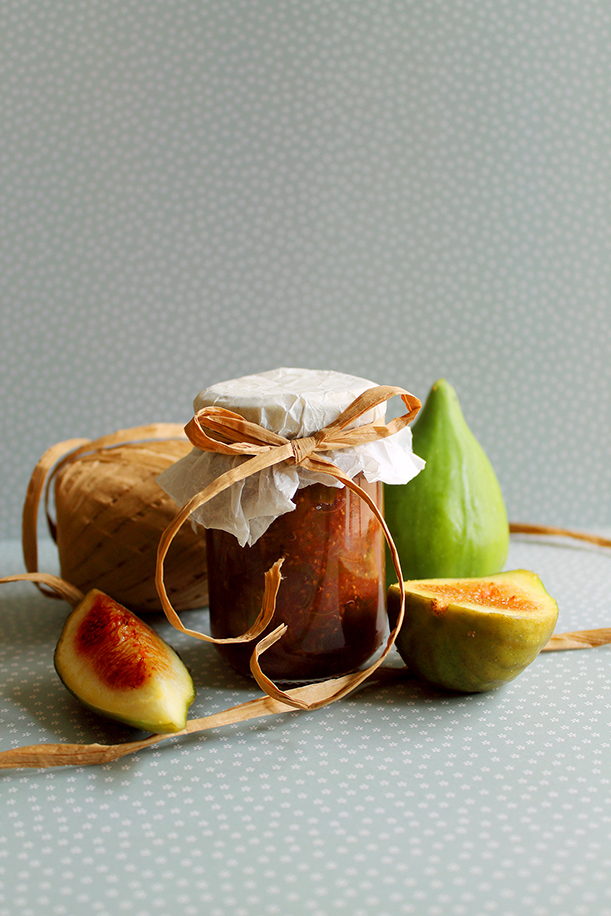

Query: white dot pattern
[1,1,610,541]
[1,532,611,915]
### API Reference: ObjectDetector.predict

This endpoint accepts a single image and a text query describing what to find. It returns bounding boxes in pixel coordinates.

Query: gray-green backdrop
[2,0,610,542]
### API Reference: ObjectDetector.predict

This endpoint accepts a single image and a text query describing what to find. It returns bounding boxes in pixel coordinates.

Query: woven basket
[23,425,208,614]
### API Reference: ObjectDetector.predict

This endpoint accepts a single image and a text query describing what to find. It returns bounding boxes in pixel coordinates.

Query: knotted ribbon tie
[155,385,421,711]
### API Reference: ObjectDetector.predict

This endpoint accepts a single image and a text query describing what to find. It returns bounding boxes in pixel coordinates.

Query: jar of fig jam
[158,368,424,684]
[207,475,386,682]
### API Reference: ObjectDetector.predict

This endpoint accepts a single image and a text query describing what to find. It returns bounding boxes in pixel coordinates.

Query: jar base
[214,635,389,688]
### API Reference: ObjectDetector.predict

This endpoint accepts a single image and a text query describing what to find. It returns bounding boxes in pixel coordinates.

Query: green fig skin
[385,379,509,583]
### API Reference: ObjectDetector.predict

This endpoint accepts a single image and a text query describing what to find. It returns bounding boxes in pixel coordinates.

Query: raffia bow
[155,385,422,711]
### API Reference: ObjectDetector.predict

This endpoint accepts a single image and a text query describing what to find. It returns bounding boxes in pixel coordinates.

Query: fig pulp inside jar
[206,476,387,683]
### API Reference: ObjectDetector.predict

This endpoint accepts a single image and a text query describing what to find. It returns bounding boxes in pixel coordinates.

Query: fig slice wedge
[54,589,195,733]
[388,570,559,693]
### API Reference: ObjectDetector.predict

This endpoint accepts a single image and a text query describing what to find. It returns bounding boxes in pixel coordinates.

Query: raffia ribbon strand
[0,664,411,769]
[510,522,611,550]
[3,392,611,768]
[0,572,84,608]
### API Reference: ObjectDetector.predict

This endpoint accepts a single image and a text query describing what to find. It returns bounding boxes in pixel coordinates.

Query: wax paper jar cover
[158,368,424,682]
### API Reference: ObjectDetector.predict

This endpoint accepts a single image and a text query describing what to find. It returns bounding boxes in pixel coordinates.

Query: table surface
[1,534,611,916]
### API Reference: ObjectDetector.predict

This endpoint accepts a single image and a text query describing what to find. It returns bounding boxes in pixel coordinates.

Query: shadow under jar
[206,475,387,684]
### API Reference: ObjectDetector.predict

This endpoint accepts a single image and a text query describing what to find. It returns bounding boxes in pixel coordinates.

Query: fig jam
[206,476,386,683]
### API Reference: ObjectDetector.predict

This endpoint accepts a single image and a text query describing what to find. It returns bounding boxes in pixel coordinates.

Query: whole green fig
[385,379,509,582]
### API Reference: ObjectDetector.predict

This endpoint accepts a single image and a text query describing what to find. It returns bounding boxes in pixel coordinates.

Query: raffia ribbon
[509,523,611,651]
[2,391,611,768]
[155,385,421,711]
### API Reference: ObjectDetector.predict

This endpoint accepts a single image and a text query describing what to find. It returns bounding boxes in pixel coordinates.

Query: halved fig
[54,589,195,732]
[388,570,559,693]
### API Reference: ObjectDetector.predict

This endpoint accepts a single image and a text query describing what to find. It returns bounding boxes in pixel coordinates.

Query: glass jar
[157,367,423,685]
[206,475,386,683]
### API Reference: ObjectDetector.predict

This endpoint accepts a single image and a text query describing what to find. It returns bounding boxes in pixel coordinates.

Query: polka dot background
[1,532,611,916]
[1,0,611,540]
